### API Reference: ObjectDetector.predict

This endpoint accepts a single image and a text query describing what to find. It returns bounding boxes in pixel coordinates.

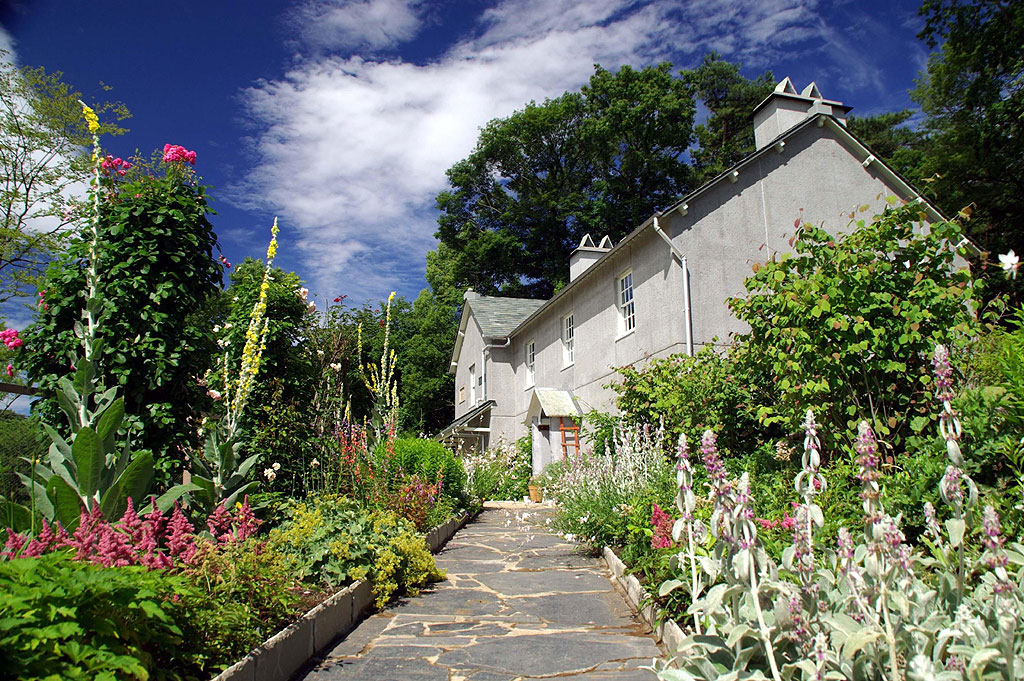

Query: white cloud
[292,0,428,52]
[234,0,901,303]
[0,24,15,61]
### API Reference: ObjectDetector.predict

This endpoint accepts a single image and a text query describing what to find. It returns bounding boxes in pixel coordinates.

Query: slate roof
[466,291,546,338]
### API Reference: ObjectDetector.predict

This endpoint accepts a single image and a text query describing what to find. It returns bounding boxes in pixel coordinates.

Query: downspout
[481,336,512,413]
[652,216,694,357]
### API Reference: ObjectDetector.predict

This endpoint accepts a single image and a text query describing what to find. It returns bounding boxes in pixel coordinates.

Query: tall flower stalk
[933,344,977,603]
[189,220,280,514]
[222,218,278,441]
[358,291,399,442]
[667,433,704,634]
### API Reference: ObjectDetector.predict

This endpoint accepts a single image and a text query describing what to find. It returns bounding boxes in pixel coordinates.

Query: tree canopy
[912,0,1023,255]
[433,63,696,299]
[0,56,129,315]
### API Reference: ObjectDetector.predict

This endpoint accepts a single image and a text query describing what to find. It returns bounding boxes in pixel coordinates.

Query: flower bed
[211,512,470,681]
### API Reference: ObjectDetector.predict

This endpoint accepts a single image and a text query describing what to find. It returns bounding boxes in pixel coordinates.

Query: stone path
[301,503,661,680]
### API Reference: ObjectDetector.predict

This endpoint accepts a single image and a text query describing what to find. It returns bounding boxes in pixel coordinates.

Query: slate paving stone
[299,504,660,681]
[475,568,612,595]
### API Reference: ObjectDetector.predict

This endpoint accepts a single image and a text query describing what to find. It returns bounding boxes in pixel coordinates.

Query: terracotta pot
[528,485,543,503]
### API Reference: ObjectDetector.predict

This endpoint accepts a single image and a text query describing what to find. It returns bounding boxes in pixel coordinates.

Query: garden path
[299,502,661,680]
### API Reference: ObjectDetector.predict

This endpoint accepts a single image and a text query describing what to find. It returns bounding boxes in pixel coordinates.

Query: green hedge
[376,437,467,502]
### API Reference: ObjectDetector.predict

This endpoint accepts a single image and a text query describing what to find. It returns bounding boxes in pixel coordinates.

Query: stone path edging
[210,513,472,681]
[601,547,686,658]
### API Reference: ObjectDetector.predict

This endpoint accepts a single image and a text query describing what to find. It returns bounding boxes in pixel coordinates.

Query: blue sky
[1,0,933,313]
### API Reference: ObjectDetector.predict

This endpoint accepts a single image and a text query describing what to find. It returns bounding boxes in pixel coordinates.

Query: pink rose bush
[162,143,197,165]
[100,154,131,176]
[1,328,23,350]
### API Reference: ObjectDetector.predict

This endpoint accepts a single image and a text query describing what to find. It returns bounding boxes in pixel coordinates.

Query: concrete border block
[350,578,374,623]
[253,616,313,681]
[310,583,356,652]
[623,574,644,610]
[602,547,625,579]
[210,654,256,681]
[661,619,686,655]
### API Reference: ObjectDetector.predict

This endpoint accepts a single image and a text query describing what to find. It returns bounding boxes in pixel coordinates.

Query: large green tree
[0,56,129,313]
[912,0,1024,255]
[682,53,775,186]
[433,63,696,298]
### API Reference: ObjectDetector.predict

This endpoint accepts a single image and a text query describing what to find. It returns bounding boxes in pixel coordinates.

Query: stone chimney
[569,234,612,282]
[752,78,852,150]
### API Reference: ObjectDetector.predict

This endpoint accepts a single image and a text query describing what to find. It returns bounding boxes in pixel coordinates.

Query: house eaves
[504,112,974,339]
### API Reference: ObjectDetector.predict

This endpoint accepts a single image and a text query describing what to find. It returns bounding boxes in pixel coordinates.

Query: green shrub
[377,437,466,502]
[728,203,978,451]
[0,412,44,507]
[0,553,204,681]
[613,346,762,456]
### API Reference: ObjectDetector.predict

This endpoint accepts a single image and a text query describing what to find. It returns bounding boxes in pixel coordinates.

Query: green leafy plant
[0,552,202,681]
[267,494,444,607]
[729,202,978,451]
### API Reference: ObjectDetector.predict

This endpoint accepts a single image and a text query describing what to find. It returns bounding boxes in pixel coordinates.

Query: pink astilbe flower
[67,506,104,561]
[143,497,167,540]
[233,495,261,541]
[93,521,136,567]
[20,518,57,558]
[119,497,144,544]
[162,143,197,165]
[166,503,197,562]
[2,528,26,559]
[650,503,674,549]
[207,501,233,542]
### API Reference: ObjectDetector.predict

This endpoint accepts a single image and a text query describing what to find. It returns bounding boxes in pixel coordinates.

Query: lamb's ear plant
[653,346,1024,681]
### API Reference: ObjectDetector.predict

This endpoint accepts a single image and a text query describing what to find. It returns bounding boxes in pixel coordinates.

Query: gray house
[440,78,947,473]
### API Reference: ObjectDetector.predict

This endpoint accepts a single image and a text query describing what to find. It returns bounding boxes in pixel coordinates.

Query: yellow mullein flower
[81,102,99,134]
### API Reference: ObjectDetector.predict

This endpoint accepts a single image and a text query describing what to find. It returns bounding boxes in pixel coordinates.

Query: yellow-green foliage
[367,519,446,607]
[268,494,444,606]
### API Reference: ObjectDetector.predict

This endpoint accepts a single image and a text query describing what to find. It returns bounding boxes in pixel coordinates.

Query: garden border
[210,512,473,681]
[602,546,686,659]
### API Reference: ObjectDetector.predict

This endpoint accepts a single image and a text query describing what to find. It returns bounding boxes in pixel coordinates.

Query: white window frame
[525,339,536,387]
[469,363,476,405]
[618,270,635,335]
[561,312,575,367]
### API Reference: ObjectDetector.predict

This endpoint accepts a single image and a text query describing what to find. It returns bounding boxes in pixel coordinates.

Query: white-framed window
[561,312,575,366]
[469,364,476,405]
[618,271,635,334]
[525,340,536,387]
